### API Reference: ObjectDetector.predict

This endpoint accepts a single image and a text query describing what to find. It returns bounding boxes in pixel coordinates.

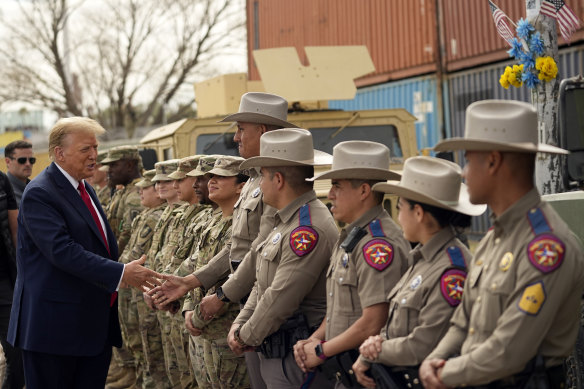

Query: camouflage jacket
[118,203,166,265]
[106,177,143,254]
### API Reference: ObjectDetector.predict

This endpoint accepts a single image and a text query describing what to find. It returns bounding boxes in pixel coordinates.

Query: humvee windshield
[195,124,403,160]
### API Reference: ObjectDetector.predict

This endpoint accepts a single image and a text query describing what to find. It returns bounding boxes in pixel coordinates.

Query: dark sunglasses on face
[11,157,36,165]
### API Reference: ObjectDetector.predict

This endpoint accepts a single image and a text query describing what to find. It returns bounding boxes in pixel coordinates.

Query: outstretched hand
[122,255,161,290]
[148,274,192,307]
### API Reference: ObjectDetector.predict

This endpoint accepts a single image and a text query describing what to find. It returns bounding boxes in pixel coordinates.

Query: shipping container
[247,0,584,86]
[328,75,440,153]
[446,44,584,140]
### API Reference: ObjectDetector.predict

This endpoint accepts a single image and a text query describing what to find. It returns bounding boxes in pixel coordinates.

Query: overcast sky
[0,0,248,120]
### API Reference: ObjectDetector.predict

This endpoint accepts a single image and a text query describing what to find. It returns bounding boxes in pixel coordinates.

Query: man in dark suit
[7,117,160,389]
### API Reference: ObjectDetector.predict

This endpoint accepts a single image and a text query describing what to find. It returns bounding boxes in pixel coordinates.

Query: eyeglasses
[10,157,36,165]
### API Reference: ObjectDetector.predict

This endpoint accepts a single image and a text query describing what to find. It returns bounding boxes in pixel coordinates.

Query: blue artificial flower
[519,50,535,69]
[522,71,540,88]
[507,38,524,59]
[517,18,535,40]
[528,32,545,56]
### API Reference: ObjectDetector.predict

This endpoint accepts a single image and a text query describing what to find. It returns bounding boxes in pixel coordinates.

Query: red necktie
[78,182,117,306]
[78,182,109,252]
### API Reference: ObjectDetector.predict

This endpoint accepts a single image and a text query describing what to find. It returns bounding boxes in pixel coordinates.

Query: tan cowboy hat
[433,100,568,154]
[308,141,400,181]
[373,156,486,216]
[239,128,332,169]
[219,92,296,128]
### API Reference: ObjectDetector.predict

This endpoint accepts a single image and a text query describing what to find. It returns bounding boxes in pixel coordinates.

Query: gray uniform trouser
[258,352,334,389]
[245,351,267,389]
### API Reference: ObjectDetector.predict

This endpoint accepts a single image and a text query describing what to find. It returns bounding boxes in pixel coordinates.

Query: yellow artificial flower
[536,56,558,82]
[500,67,511,89]
[511,64,524,88]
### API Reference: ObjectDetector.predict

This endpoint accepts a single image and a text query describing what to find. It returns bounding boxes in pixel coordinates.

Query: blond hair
[48,117,106,160]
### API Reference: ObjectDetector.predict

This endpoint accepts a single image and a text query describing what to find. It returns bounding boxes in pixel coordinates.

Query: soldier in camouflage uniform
[92,149,112,207]
[154,155,212,389]
[187,156,250,389]
[115,169,167,389]
[101,145,145,388]
[140,160,183,388]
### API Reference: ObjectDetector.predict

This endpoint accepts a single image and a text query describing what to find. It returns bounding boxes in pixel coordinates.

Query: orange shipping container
[246,0,584,86]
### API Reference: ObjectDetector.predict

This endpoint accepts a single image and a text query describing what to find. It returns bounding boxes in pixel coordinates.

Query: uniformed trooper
[349,156,486,389]
[115,169,167,389]
[181,156,250,389]
[224,128,336,389]
[150,92,296,389]
[142,159,182,387]
[419,100,584,389]
[101,145,144,388]
[291,141,410,388]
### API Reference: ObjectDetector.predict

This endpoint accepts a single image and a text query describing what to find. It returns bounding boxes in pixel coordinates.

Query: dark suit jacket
[8,162,123,356]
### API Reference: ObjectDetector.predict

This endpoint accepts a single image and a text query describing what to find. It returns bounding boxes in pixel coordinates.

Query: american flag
[540,0,581,41]
[489,1,515,45]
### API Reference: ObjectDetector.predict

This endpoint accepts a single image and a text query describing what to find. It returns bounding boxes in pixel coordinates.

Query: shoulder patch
[440,269,466,307]
[517,281,546,315]
[362,239,393,271]
[140,225,153,239]
[289,226,319,257]
[527,233,565,273]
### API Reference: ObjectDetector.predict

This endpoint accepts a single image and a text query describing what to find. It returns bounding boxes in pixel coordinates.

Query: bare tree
[0,0,245,138]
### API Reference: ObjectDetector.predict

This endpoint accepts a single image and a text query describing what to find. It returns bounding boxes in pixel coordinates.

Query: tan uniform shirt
[368,227,470,366]
[234,190,338,346]
[427,189,584,387]
[325,205,409,339]
[194,169,276,301]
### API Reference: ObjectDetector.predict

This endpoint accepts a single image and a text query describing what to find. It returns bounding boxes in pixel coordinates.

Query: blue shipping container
[329,76,440,153]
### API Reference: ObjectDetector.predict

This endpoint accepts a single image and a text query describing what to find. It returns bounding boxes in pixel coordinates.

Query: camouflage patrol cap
[97,150,108,164]
[101,145,142,164]
[168,155,203,180]
[136,169,156,188]
[152,159,180,182]
[186,155,220,177]
[208,156,245,177]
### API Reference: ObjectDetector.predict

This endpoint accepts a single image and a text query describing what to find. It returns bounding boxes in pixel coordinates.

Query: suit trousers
[22,343,112,389]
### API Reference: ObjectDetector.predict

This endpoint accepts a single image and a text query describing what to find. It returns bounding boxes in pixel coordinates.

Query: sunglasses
[11,157,36,165]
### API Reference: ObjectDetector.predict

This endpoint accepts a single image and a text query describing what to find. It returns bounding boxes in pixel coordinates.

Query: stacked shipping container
[246,0,584,234]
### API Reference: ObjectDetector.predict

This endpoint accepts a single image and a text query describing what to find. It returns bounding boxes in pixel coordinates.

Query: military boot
[106,366,137,389]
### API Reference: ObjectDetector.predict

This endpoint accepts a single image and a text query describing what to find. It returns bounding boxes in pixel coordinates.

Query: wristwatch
[215,286,230,303]
[315,340,327,360]
[234,324,246,346]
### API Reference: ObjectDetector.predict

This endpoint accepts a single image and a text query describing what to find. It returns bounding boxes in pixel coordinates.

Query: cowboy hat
[373,156,486,216]
[239,128,332,169]
[308,141,400,181]
[219,92,296,128]
[433,100,568,154]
